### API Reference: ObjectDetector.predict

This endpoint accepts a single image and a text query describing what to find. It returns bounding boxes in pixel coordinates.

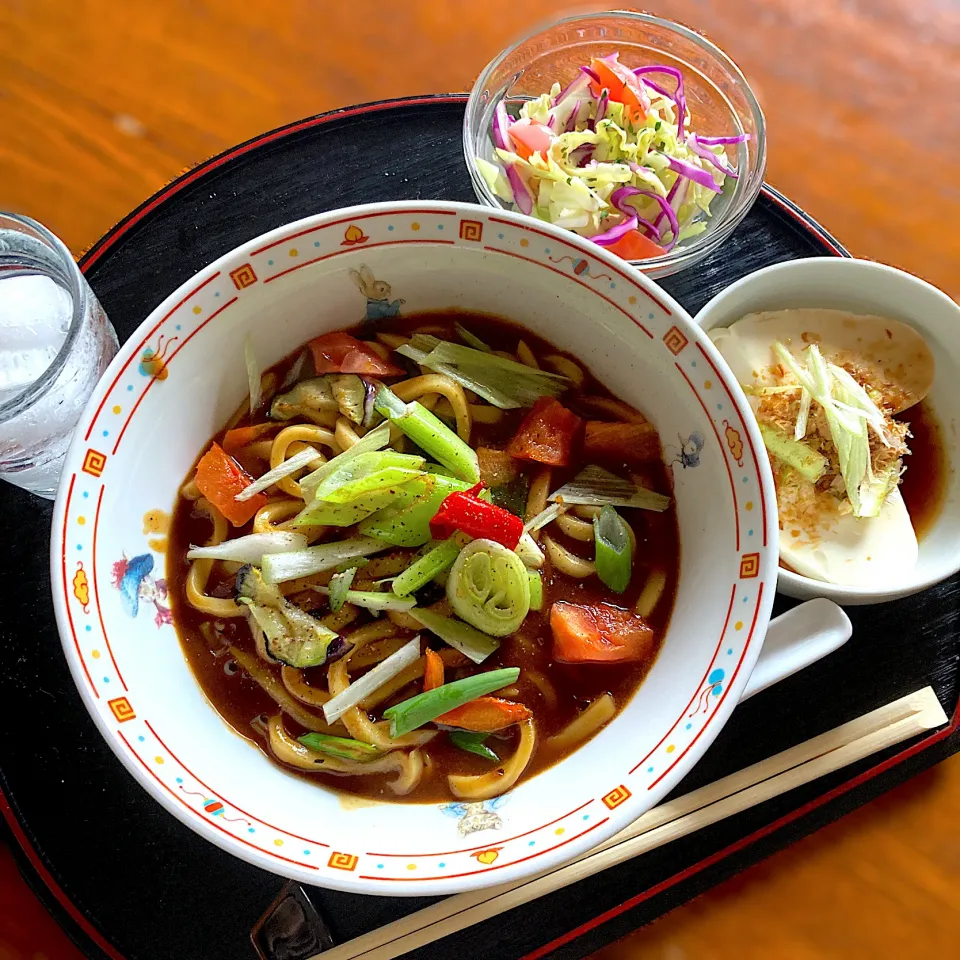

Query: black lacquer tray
[2,96,957,960]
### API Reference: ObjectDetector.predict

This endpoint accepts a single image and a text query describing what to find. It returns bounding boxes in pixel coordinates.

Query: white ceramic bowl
[51,201,847,895]
[695,257,960,604]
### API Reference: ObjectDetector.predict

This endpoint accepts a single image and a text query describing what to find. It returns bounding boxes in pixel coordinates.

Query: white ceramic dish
[51,201,850,895]
[695,257,960,604]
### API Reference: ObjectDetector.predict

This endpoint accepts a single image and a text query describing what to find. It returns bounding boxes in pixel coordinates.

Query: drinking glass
[0,213,119,498]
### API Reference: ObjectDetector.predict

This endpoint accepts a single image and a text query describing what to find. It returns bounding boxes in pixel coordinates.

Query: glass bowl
[463,10,766,279]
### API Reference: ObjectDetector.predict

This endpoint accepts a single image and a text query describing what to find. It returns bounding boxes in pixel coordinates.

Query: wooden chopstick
[317,687,947,960]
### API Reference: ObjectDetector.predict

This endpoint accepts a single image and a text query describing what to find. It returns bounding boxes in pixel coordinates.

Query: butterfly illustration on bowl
[440,796,509,837]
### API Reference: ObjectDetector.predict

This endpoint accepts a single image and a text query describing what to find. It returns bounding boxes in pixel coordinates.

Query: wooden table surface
[1,1,959,958]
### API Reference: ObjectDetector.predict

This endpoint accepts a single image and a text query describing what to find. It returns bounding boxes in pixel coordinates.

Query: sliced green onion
[425,462,458,478]
[244,335,261,414]
[358,474,474,547]
[397,343,522,409]
[236,446,320,501]
[297,732,380,762]
[383,667,520,737]
[550,465,670,512]
[412,336,567,382]
[526,569,543,611]
[186,531,306,564]
[455,322,492,352]
[594,505,632,593]
[375,386,480,484]
[757,422,828,483]
[448,730,499,761]
[323,637,421,723]
[392,536,464,597]
[795,386,812,440]
[313,450,425,504]
[397,335,569,409]
[261,536,388,584]
[292,485,414,528]
[447,539,530,636]
[299,422,391,503]
[523,502,562,534]
[312,587,416,613]
[515,532,545,569]
[327,567,359,612]
[409,607,499,664]
[771,342,890,517]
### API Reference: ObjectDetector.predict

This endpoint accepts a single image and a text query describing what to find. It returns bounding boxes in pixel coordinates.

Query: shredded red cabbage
[662,155,722,193]
[633,66,687,132]
[638,77,674,101]
[492,101,511,151]
[563,100,581,133]
[631,189,681,251]
[595,89,609,124]
[590,214,639,246]
[552,71,590,108]
[686,134,738,178]
[505,164,533,214]
[580,65,601,85]
[694,134,750,145]
[568,144,595,167]
[654,176,682,232]
[610,186,662,240]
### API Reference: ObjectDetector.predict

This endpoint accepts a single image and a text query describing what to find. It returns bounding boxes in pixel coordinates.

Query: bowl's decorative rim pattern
[53,202,773,892]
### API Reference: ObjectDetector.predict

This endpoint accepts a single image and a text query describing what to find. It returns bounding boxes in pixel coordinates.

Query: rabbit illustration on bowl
[349,264,405,321]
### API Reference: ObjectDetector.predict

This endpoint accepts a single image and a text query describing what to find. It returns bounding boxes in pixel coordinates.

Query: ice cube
[0,274,72,402]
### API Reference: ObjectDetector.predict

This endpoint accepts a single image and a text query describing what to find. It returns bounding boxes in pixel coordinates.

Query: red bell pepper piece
[428,482,524,549]
[505,397,582,466]
[194,442,268,526]
[550,601,656,664]
[307,332,404,377]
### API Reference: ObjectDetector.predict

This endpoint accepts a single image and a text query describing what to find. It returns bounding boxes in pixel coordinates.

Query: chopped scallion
[593,505,632,593]
[297,732,380,762]
[383,667,520,737]
[448,730,499,761]
[392,536,464,597]
[327,567,359,612]
[374,386,480,484]
[261,537,388,584]
[409,607,499,664]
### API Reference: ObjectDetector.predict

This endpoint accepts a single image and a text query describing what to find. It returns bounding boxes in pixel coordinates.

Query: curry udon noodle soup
[169,314,679,803]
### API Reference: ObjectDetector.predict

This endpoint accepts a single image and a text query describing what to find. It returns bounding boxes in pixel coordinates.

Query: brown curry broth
[897,400,948,540]
[168,313,680,802]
